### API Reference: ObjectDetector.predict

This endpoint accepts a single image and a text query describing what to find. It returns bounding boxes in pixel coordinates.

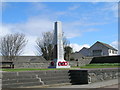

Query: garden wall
[90,55,120,63]
[87,68,119,83]
[2,68,119,88]
[0,55,119,68]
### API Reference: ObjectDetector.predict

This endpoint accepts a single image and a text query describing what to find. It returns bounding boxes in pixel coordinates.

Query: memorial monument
[48,21,70,68]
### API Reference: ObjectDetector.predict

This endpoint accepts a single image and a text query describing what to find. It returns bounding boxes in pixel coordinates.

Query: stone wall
[14,57,93,68]
[14,62,50,68]
[0,55,119,68]
[90,55,120,63]
[0,56,93,68]
[88,68,119,83]
[69,57,93,67]
[2,68,119,88]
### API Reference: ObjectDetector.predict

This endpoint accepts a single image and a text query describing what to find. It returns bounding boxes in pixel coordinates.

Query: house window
[93,50,102,56]
[109,50,111,53]
[114,51,116,54]
[114,51,117,54]
[112,50,114,54]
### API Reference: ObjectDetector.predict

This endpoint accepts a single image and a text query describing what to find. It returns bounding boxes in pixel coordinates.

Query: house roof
[82,47,89,49]
[79,47,89,52]
[96,41,118,51]
[71,52,85,59]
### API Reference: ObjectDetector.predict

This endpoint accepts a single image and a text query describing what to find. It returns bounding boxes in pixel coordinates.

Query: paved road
[102,84,120,88]
[23,79,119,89]
[49,79,119,89]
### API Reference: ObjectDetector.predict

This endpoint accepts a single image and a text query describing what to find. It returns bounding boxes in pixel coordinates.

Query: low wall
[90,55,120,63]
[87,68,119,83]
[14,62,50,68]
[2,68,119,88]
[0,55,119,68]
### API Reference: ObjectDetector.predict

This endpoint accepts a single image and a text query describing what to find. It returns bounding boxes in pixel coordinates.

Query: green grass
[73,63,120,69]
[1,63,119,72]
[86,63,119,66]
[75,66,119,69]
[2,68,71,72]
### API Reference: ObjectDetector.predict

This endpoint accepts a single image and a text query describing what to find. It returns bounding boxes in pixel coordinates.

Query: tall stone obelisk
[48,21,70,68]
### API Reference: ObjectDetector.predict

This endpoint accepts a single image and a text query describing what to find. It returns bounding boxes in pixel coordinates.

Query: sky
[1,2,119,55]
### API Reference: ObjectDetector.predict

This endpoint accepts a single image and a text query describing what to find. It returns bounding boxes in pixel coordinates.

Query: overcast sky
[1,1,119,55]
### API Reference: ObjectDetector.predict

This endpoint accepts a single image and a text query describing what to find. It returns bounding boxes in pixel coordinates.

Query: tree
[0,33,27,61]
[36,31,70,61]
[36,31,54,60]
[64,46,73,61]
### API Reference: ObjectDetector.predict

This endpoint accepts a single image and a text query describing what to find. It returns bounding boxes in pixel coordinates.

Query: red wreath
[51,61,54,66]
[58,61,68,66]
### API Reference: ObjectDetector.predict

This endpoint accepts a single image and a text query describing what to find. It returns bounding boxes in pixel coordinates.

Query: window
[114,51,117,54]
[112,50,114,54]
[93,50,102,56]
[109,50,111,53]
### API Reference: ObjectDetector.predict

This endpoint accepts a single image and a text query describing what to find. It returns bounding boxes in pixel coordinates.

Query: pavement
[24,79,119,89]
[50,79,119,88]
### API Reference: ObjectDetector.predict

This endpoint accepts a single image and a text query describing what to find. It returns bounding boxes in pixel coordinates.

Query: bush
[70,57,75,61]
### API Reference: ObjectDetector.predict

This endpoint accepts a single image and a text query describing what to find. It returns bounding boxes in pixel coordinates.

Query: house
[79,41,118,56]
[70,52,85,60]
[79,47,89,56]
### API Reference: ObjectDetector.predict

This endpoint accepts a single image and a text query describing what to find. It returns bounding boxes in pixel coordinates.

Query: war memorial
[0,21,119,89]
[48,21,70,68]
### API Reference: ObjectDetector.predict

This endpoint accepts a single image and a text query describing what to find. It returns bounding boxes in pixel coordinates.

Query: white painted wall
[108,49,118,56]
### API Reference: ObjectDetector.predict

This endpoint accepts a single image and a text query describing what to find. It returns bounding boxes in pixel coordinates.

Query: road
[49,79,119,89]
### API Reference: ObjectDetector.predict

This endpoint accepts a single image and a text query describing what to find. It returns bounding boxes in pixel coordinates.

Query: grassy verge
[1,63,119,71]
[86,63,119,66]
[2,68,71,72]
[73,63,120,68]
[73,66,119,69]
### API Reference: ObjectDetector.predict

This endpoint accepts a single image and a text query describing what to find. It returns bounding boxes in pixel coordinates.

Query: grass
[1,68,71,72]
[74,65,119,69]
[73,63,120,69]
[1,63,119,72]
[86,63,119,66]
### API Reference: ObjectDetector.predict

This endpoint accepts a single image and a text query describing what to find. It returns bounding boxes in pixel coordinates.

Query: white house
[79,41,118,56]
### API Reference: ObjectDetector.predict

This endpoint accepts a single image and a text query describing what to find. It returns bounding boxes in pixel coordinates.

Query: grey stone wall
[0,55,119,68]
[14,57,93,68]
[2,68,119,88]
[69,57,93,67]
[0,56,93,68]
[13,56,50,68]
[14,62,50,68]
[2,70,71,88]
[78,57,93,66]
[0,56,50,68]
[90,55,120,63]
[87,68,119,83]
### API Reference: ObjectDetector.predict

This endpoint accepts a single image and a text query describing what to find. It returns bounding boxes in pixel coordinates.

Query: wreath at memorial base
[51,61,54,66]
[58,61,68,66]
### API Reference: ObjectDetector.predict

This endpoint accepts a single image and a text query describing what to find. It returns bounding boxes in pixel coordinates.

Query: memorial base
[48,66,70,68]
[48,59,71,68]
